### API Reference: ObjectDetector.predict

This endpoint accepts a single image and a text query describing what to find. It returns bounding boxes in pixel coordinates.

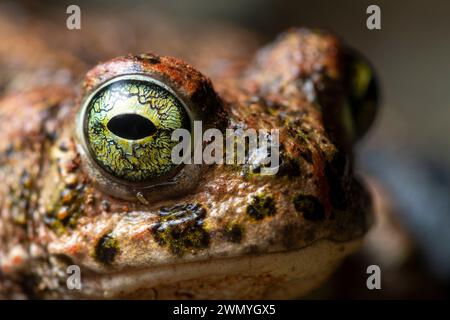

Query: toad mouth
[73,238,362,299]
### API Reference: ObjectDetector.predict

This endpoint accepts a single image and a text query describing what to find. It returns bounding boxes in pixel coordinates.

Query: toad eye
[76,54,224,203]
[82,76,191,183]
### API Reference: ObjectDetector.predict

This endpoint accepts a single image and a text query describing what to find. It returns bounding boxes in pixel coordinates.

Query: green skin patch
[246,194,276,220]
[151,203,209,255]
[86,80,190,182]
[293,194,325,221]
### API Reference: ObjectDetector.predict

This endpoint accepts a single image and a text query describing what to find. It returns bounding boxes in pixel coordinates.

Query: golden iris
[85,78,190,182]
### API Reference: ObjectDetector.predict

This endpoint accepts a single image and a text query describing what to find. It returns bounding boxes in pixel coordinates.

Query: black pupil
[107,114,157,140]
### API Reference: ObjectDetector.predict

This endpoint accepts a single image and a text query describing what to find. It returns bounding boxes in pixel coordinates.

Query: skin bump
[325,151,349,210]
[276,154,302,177]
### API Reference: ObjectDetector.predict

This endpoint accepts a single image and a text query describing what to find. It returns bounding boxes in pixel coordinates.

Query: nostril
[107,114,157,140]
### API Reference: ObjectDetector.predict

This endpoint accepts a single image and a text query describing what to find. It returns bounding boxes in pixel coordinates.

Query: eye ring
[77,74,195,188]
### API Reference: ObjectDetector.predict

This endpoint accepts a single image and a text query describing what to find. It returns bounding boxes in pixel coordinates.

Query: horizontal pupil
[107,113,157,140]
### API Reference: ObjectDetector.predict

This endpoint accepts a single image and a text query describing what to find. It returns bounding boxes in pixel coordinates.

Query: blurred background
[1,0,449,298]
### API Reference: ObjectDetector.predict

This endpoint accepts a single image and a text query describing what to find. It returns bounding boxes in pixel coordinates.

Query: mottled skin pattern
[0,11,376,299]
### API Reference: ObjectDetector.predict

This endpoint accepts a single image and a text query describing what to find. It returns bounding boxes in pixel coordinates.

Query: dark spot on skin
[242,139,279,177]
[223,223,244,243]
[65,158,80,173]
[250,166,261,175]
[58,142,69,152]
[44,130,58,142]
[137,53,160,64]
[9,170,35,226]
[304,228,316,242]
[101,200,111,212]
[44,184,85,234]
[244,244,260,255]
[151,203,209,255]
[293,194,325,221]
[190,84,208,105]
[301,149,313,164]
[246,194,276,220]
[301,128,311,136]
[60,189,76,205]
[189,82,226,130]
[277,152,301,177]
[95,233,119,265]
[259,99,284,117]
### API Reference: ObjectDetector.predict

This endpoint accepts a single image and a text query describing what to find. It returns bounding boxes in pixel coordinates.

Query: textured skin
[0,11,373,299]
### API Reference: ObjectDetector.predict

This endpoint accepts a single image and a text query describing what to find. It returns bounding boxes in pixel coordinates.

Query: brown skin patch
[83,54,224,116]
